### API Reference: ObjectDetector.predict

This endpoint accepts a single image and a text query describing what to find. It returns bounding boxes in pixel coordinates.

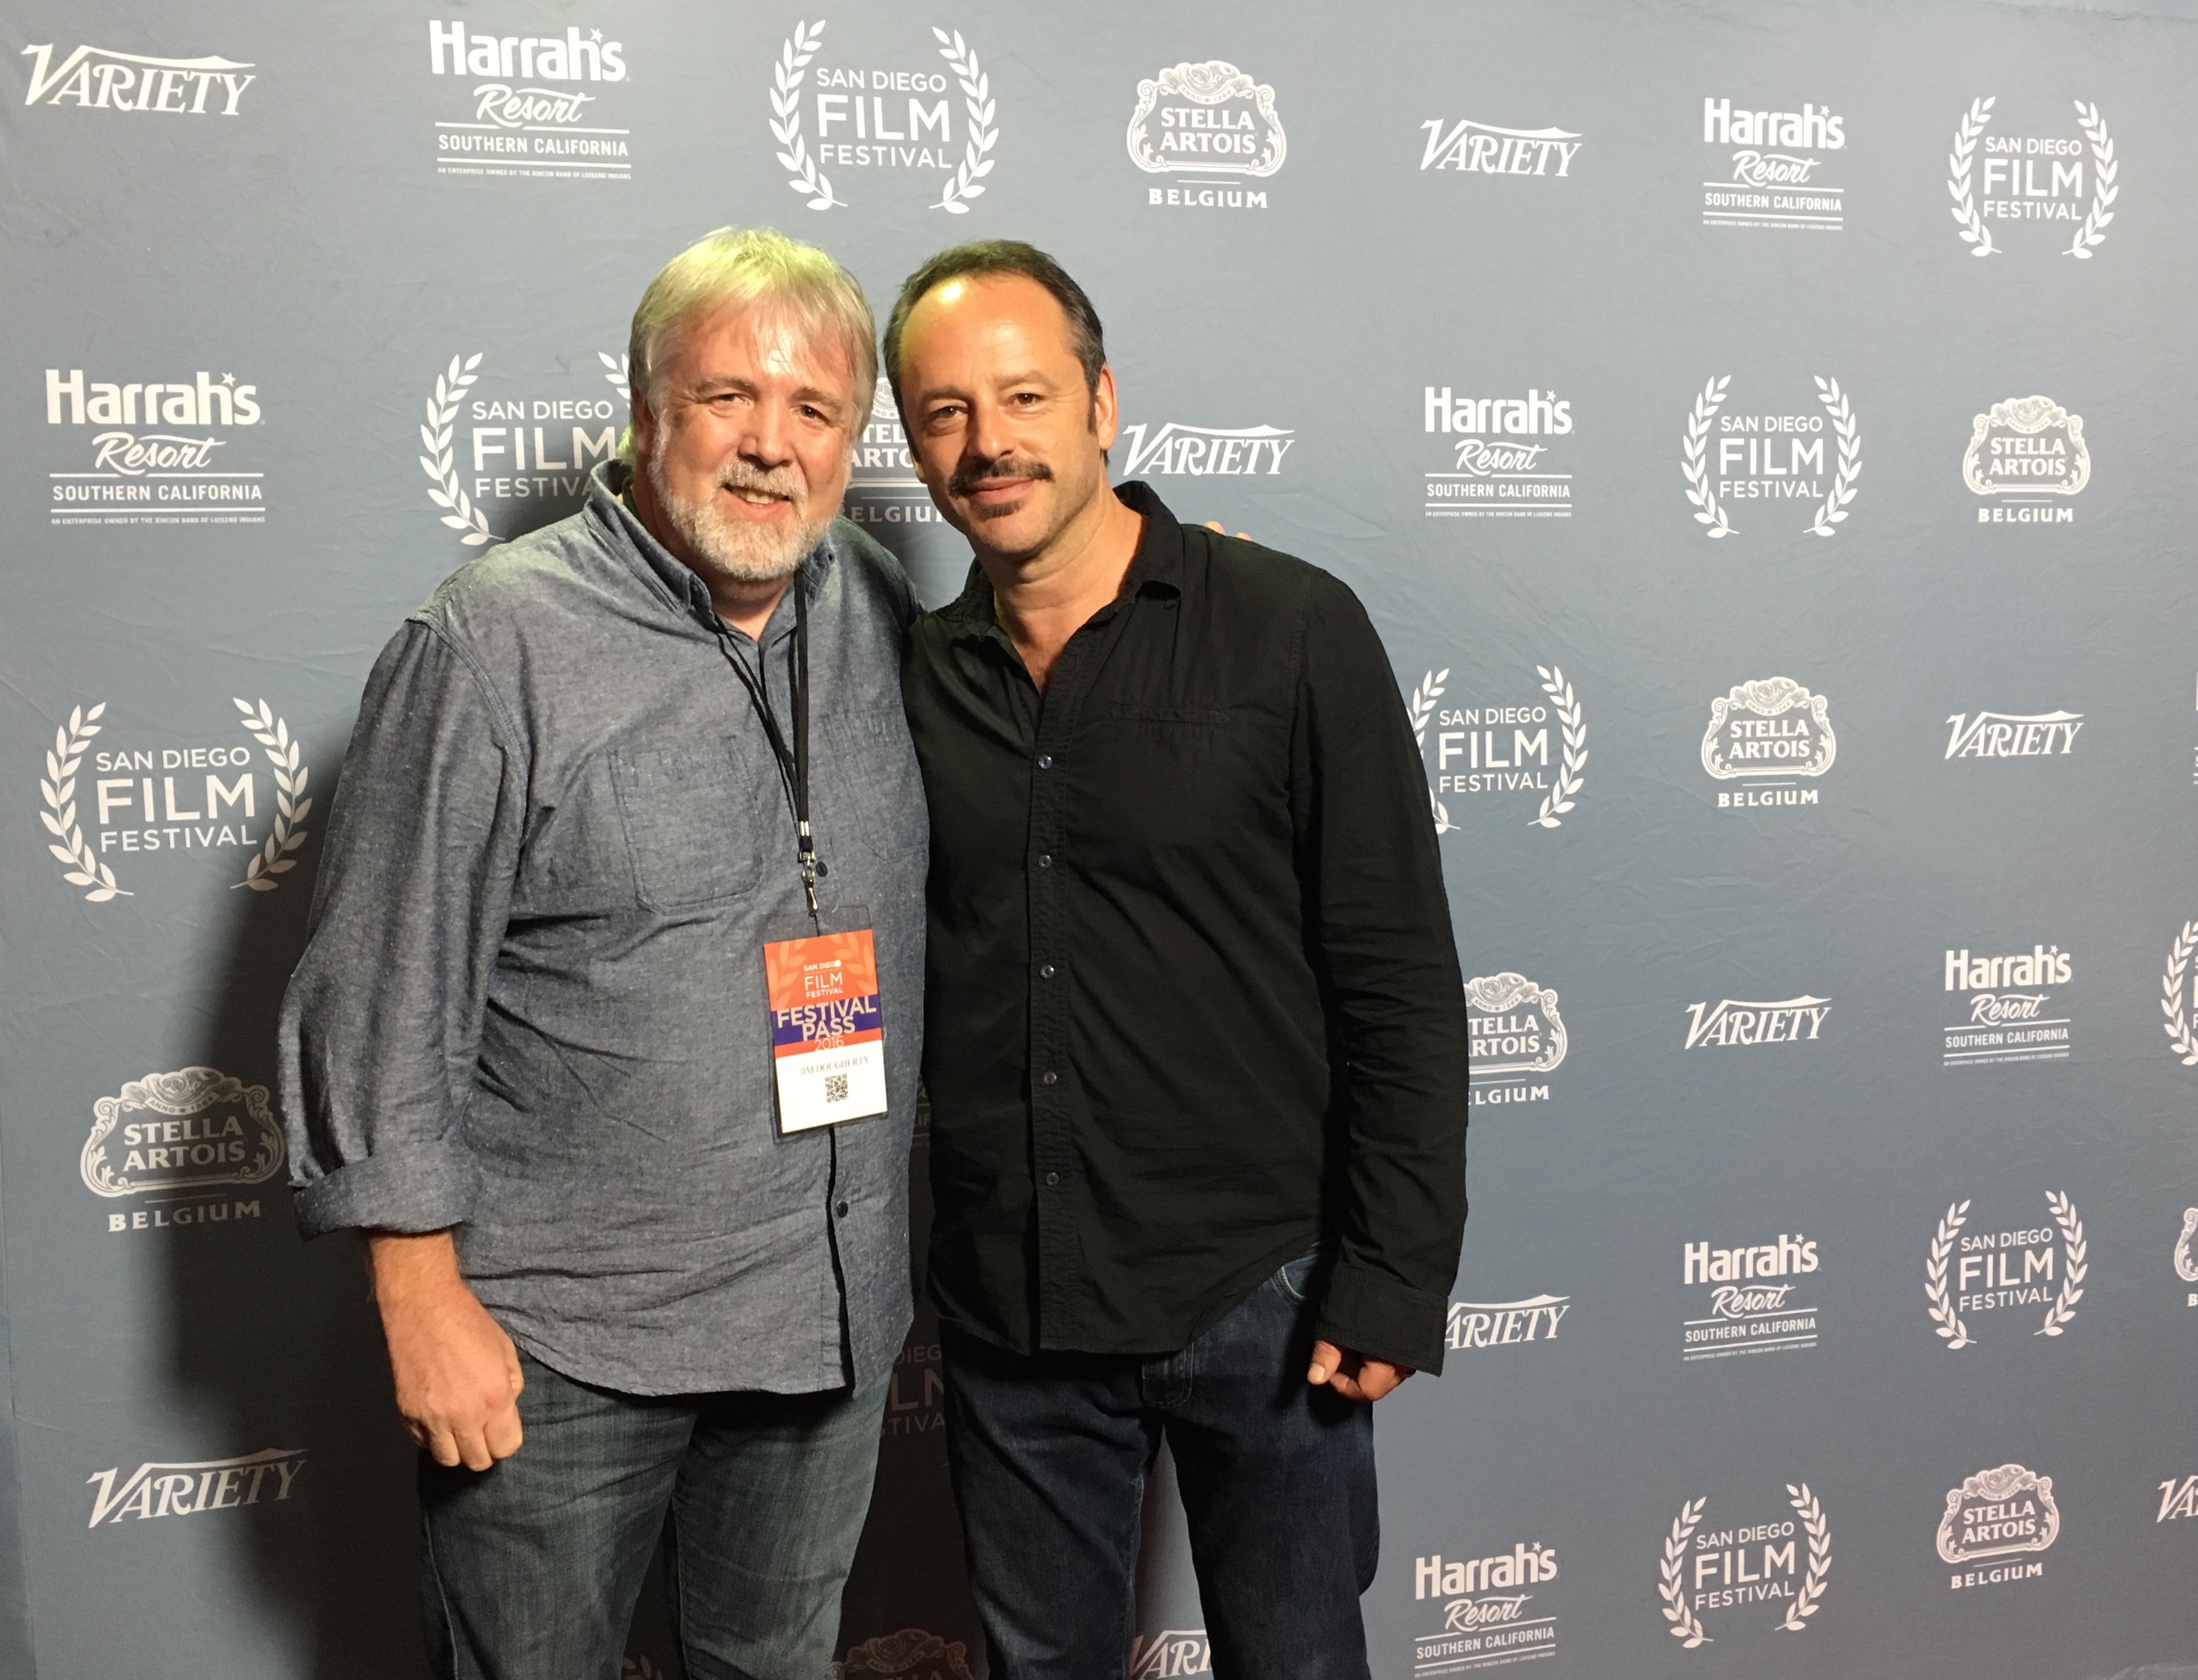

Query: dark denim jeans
[942,1252,1379,1680]
[418,1351,888,1680]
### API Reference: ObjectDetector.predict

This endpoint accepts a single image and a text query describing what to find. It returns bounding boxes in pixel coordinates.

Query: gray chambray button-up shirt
[278,463,927,1396]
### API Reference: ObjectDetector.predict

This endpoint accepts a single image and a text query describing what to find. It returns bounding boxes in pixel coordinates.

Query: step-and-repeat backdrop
[3,1,2195,1676]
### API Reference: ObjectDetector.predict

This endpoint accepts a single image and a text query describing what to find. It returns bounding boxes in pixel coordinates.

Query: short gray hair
[620,226,877,465]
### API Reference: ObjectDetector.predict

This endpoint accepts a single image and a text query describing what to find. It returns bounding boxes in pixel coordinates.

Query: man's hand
[1307,1339,1414,1403]
[1203,520,1252,540]
[368,1230,525,1470]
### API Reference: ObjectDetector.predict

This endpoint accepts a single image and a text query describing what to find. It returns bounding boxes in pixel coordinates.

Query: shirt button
[1036,754,1053,770]
[1044,1172,1061,1187]
[834,1200,849,1218]
[1039,963,1056,978]
[1041,1071,1059,1086]
[1037,853,1052,868]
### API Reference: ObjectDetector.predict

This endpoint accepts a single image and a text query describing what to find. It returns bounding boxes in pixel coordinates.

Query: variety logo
[1938,1464,2058,1588]
[2160,1475,2198,1522]
[1129,60,1283,211]
[21,43,254,114]
[1659,1486,1830,1646]
[82,1068,283,1234]
[417,350,628,546]
[39,700,312,902]
[45,366,264,528]
[1681,376,1861,539]
[1413,1545,1559,1673]
[1925,1195,2086,1349]
[1700,678,1835,811]
[771,21,997,214]
[1127,1630,1210,1679]
[428,20,630,181]
[2162,920,2198,1067]
[1424,386,1574,519]
[1411,665,1587,834]
[88,1447,304,1527]
[835,1629,977,1680]
[1419,117,1582,178]
[1117,421,1293,478]
[1944,708,2082,759]
[1700,97,1845,232]
[1466,972,1566,1103]
[1681,995,1830,1050]
[1942,945,2072,1067]
[1681,1234,1819,1360]
[1964,395,2089,524]
[1448,1294,1570,1351]
[2175,1207,2198,1306]
[1948,98,2116,259]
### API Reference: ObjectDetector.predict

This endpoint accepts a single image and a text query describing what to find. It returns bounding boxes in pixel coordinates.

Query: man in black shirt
[889,242,1471,1680]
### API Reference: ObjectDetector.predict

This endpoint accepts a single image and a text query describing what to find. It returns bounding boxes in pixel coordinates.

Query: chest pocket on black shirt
[610,742,771,910]
[1080,705,1263,850]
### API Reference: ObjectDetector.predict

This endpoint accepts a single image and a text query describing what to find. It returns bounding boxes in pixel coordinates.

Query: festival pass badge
[764,919,889,1133]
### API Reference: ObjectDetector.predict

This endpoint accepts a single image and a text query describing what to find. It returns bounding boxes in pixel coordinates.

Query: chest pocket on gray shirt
[610,742,771,910]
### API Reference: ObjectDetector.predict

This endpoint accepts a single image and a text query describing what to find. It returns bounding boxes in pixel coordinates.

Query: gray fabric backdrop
[3,1,2195,1676]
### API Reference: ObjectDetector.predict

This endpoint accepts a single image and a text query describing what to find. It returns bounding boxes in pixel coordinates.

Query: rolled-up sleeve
[278,618,525,1238]
[1293,575,1471,1375]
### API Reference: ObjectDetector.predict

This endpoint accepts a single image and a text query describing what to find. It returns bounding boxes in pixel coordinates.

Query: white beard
[647,437,834,583]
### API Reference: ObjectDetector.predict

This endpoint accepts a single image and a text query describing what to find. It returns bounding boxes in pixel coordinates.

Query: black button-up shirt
[903,483,1470,1374]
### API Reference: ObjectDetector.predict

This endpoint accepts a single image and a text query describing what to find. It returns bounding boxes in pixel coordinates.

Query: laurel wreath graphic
[930,28,997,214]
[598,351,630,398]
[1658,1497,1712,1646]
[2037,1190,2086,1336]
[1779,1484,1832,1632]
[39,702,127,902]
[1925,1199,1973,1349]
[2066,101,2117,259]
[1409,668,1453,835]
[420,353,496,547]
[1533,665,1587,828]
[770,21,842,210]
[1948,97,1997,256]
[1681,376,1733,538]
[2164,921,2198,1065]
[1807,376,1862,537]
[233,700,311,892]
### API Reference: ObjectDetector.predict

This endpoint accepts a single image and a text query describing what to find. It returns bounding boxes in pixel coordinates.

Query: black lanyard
[717,583,821,922]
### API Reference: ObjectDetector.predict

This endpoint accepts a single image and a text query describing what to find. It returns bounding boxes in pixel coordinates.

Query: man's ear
[1091,364,1119,452]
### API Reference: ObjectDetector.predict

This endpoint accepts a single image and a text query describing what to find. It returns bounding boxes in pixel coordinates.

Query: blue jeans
[419,1350,888,1680]
[942,1252,1379,1680]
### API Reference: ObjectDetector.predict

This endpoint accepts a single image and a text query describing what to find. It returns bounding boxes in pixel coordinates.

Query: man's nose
[966,395,1017,468]
[736,404,794,468]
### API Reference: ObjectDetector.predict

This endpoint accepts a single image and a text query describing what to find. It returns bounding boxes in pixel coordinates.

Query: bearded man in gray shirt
[278,228,927,1678]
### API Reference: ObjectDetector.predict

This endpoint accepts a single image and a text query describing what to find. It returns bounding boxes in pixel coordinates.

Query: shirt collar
[939,479,1184,645]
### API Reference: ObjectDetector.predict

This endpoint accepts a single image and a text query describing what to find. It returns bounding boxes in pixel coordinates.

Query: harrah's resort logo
[1659,1487,1830,1646]
[1466,972,1566,1105]
[46,367,263,528]
[1700,678,1835,812]
[1424,386,1574,520]
[1948,98,2116,259]
[88,1446,304,1528]
[835,1629,976,1680]
[1938,1464,2058,1589]
[428,20,629,181]
[1448,1294,1568,1352]
[1127,1630,1209,1679]
[770,21,998,215]
[1412,666,1588,834]
[1128,60,1282,211]
[1682,1234,1820,1361]
[1942,944,2072,1068]
[1945,707,2082,761]
[22,43,253,114]
[81,1067,283,1235]
[418,350,627,546]
[1418,116,1581,179]
[1925,1194,2085,1349]
[1700,96,1845,232]
[1117,420,1293,479]
[1681,376,1861,539]
[1413,1544,1559,1674]
[1964,395,2089,525]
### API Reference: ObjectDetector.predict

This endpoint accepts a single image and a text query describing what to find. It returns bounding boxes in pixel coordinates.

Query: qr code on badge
[824,1073,850,1104]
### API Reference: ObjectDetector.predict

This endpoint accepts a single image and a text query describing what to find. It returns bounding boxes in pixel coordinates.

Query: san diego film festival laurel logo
[21,43,254,114]
[1466,972,1565,1106]
[418,350,628,545]
[426,20,630,181]
[1681,376,1860,538]
[1964,395,2089,526]
[1411,1542,1560,1674]
[1942,944,2073,1067]
[1938,1464,2059,1589]
[1128,61,1283,212]
[1948,98,2117,258]
[1681,1233,1820,1361]
[88,1446,305,1527]
[1925,1194,2086,1348]
[2160,918,2198,1067]
[1658,1486,1830,1646]
[39,700,311,901]
[770,20,997,214]
[81,1067,284,1235]
[1411,666,1586,834]
[44,366,265,528]
[1700,96,1846,232]
[1424,387,1575,519]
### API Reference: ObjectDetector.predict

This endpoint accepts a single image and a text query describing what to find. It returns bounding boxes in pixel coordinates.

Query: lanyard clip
[799,821,820,919]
